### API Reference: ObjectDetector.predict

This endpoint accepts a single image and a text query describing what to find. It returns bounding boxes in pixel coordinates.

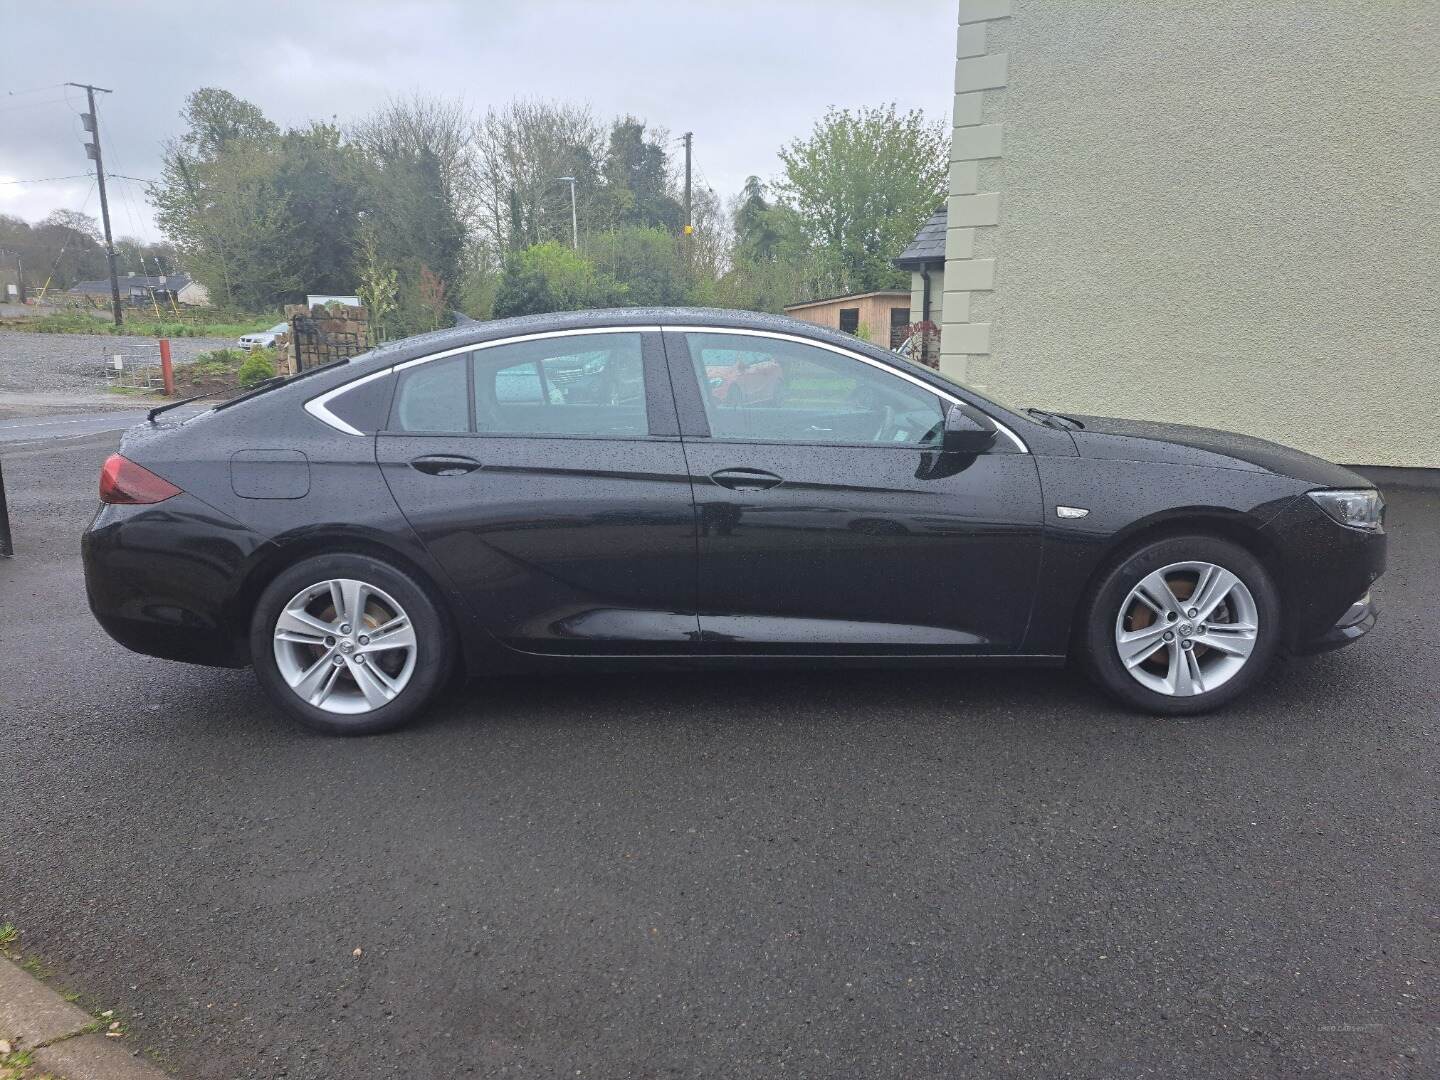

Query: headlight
[1308,489,1384,531]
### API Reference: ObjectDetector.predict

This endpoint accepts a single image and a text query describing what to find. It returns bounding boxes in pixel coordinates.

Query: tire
[1081,535,1280,716]
[249,553,452,735]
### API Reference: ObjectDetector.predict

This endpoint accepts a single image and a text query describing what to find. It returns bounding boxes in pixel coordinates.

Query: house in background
[68,272,211,308]
[783,289,913,350]
[894,206,948,364]
[938,0,1438,467]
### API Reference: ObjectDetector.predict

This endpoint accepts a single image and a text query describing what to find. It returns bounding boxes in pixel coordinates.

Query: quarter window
[684,333,945,446]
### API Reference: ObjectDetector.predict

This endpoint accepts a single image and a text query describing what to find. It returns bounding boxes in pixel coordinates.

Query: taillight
[99,453,182,505]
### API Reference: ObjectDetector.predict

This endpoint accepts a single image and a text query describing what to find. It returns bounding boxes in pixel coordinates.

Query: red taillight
[99,453,182,505]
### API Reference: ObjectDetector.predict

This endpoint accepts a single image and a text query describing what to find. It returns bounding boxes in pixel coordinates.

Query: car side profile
[83,308,1385,734]
[237,322,289,350]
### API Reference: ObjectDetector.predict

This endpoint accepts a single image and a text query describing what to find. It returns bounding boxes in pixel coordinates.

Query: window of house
[838,308,860,335]
[890,307,911,349]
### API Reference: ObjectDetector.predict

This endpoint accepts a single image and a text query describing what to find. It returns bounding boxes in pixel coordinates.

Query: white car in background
[238,322,288,350]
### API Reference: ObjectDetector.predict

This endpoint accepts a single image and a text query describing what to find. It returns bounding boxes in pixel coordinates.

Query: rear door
[664,328,1046,654]
[377,329,700,653]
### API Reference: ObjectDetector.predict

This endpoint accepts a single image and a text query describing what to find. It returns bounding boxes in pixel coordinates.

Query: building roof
[893,207,948,269]
[69,273,193,294]
[783,288,911,312]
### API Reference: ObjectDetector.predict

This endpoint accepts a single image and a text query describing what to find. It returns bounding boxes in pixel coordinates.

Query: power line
[0,173,93,185]
[0,96,71,114]
[3,82,65,97]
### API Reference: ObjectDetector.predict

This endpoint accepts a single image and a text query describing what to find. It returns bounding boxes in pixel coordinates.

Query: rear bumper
[82,495,271,668]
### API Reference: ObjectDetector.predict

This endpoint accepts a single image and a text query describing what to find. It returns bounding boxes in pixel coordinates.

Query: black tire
[249,552,452,735]
[1081,535,1281,716]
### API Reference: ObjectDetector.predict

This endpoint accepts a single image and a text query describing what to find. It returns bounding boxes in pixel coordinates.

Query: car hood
[1066,414,1372,488]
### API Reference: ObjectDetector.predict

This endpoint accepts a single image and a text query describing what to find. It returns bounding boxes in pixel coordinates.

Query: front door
[663,329,1045,654]
[377,330,699,653]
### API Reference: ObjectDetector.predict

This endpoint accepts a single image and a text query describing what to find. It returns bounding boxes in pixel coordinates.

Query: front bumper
[1263,493,1387,653]
[1296,591,1378,655]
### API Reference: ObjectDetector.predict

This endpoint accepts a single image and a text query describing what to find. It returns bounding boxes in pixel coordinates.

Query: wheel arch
[226,527,467,666]
[1068,507,1285,653]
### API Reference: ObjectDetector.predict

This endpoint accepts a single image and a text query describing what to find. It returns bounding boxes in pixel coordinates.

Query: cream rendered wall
[908,268,945,327]
[941,0,1440,466]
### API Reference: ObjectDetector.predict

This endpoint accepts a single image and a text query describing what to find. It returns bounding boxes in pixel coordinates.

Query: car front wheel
[1083,535,1280,715]
[249,553,452,735]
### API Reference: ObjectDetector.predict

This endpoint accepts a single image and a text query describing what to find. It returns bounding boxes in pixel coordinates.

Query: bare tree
[473,99,605,261]
[351,94,477,224]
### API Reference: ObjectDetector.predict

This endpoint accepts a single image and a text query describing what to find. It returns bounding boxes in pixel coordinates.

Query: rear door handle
[410,454,481,476]
[709,467,783,492]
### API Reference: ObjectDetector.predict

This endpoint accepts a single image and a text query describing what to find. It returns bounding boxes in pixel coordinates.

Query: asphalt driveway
[0,428,1436,1079]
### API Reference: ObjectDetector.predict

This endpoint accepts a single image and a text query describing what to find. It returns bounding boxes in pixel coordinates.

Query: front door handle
[410,454,481,476]
[709,467,783,492]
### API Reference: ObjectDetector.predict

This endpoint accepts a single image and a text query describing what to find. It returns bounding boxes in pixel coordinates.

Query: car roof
[345,307,895,373]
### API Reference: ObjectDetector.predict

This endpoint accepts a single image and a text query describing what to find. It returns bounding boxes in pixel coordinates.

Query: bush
[237,348,278,387]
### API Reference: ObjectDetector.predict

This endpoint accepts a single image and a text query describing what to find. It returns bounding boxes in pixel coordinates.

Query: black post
[0,460,13,559]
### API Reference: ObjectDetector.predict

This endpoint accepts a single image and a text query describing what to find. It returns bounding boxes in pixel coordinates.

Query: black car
[83,308,1385,734]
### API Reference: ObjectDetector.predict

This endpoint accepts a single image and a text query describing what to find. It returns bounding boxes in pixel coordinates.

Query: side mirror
[941,403,998,455]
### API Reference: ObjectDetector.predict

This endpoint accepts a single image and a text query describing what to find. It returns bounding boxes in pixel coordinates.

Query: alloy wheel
[272,578,418,714]
[1114,560,1259,697]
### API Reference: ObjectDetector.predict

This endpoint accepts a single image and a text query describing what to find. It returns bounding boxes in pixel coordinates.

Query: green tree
[733,176,781,263]
[493,242,624,319]
[356,225,399,341]
[594,117,683,233]
[592,226,686,306]
[353,96,471,306]
[776,104,948,293]
[175,87,279,163]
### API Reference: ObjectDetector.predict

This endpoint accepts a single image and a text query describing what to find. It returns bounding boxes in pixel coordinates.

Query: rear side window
[474,333,646,437]
[390,355,469,433]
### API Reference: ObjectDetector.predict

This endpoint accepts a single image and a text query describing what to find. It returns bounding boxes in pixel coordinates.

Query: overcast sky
[0,0,956,242]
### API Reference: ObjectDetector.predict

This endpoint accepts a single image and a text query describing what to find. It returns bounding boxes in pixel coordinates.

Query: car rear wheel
[250,553,451,735]
[1082,535,1280,715]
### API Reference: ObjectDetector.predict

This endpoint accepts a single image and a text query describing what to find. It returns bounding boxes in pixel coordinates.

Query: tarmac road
[0,427,1436,1079]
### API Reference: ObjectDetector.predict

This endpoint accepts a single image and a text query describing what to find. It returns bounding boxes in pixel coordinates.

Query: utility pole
[682,132,693,233]
[69,82,122,327]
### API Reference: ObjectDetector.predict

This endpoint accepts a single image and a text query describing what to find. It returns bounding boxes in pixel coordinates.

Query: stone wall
[277,303,370,376]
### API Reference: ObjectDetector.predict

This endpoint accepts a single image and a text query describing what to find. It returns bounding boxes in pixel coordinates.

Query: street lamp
[554,176,578,249]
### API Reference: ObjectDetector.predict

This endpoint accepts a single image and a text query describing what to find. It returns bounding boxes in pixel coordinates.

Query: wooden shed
[783,289,913,350]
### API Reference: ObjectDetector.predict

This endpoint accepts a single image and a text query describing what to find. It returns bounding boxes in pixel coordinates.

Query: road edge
[0,957,169,1079]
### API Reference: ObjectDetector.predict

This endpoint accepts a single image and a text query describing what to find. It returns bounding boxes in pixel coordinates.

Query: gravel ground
[0,329,236,395]
[0,431,1436,1080]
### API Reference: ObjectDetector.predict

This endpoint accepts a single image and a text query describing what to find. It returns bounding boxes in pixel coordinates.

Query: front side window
[685,333,945,446]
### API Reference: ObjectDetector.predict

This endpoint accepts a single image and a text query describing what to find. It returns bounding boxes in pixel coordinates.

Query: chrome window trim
[664,325,1029,453]
[304,322,1028,453]
[304,326,661,436]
